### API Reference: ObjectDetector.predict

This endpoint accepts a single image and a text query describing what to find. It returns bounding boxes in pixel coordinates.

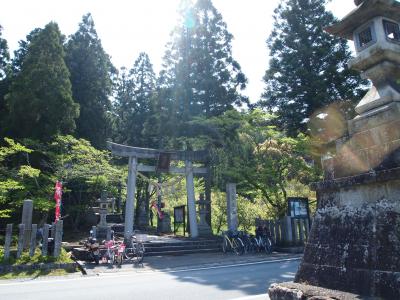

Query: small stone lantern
[94,191,113,239]
[326,0,400,116]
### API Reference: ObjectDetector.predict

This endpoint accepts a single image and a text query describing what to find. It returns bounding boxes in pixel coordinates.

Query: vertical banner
[54,181,63,222]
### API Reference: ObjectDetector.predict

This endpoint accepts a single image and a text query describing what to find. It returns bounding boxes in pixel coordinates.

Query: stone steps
[71,237,223,259]
[143,238,222,256]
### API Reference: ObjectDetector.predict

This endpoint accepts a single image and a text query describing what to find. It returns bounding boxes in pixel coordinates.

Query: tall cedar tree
[260,0,366,137]
[160,0,247,143]
[65,13,115,148]
[5,22,79,140]
[0,25,11,136]
[113,53,156,147]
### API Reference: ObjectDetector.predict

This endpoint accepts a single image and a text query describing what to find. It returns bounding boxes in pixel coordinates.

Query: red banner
[54,181,62,221]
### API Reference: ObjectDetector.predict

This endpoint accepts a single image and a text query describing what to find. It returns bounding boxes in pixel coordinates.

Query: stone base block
[268,282,362,300]
[198,225,213,236]
[158,213,172,233]
[300,174,400,299]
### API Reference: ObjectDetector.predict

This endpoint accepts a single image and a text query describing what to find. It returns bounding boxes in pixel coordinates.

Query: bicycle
[222,230,244,255]
[115,242,126,267]
[103,238,126,266]
[103,239,118,265]
[253,234,273,254]
[239,231,257,254]
[124,231,146,263]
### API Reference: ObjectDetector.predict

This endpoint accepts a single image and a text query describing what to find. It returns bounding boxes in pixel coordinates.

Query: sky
[0,0,356,103]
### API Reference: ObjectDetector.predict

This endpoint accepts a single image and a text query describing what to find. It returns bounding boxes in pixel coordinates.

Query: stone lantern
[326,0,400,118]
[94,191,113,239]
[268,1,400,299]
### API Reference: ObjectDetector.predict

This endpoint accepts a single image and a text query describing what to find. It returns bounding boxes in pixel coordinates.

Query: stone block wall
[296,176,400,299]
[323,103,400,179]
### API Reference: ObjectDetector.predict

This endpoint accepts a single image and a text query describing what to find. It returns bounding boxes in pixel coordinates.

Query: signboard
[174,206,185,223]
[287,197,310,219]
[173,205,186,236]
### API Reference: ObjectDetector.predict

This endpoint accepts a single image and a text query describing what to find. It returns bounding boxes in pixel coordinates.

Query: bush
[0,247,73,265]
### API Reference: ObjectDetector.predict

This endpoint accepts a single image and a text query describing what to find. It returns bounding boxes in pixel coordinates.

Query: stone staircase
[143,237,222,256]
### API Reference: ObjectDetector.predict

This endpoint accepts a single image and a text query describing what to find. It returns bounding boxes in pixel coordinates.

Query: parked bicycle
[221,230,244,255]
[253,226,273,254]
[124,231,145,263]
[238,231,257,254]
[103,238,125,266]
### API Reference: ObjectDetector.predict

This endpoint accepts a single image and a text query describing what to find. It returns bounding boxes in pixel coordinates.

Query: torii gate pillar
[124,156,137,239]
[185,160,199,238]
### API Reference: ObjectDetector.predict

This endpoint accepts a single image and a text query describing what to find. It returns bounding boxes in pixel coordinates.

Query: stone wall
[295,172,400,298]
[324,103,400,179]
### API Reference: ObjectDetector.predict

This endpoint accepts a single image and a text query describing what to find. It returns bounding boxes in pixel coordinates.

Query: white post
[185,160,198,238]
[124,156,138,239]
[226,183,238,231]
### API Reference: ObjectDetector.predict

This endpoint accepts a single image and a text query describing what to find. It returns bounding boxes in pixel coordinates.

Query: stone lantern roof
[325,0,400,40]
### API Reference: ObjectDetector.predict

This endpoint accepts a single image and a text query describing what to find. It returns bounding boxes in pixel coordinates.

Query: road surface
[0,258,300,300]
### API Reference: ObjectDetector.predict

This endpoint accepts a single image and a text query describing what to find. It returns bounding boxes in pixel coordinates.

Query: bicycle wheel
[124,247,135,261]
[232,238,244,255]
[264,237,273,254]
[135,242,145,263]
[222,237,228,253]
[109,250,115,265]
[116,253,123,266]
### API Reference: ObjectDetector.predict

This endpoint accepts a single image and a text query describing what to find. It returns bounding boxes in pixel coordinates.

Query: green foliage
[46,135,123,230]
[65,13,115,148]
[194,109,318,218]
[260,0,367,136]
[0,138,46,218]
[5,22,79,141]
[0,135,123,227]
[0,248,73,266]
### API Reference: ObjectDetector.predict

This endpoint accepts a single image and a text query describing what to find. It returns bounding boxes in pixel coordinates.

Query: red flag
[54,181,62,221]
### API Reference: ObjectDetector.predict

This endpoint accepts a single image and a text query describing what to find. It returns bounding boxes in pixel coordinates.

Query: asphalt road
[0,259,300,300]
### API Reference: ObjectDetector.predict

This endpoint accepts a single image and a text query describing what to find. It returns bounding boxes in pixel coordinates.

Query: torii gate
[108,142,209,239]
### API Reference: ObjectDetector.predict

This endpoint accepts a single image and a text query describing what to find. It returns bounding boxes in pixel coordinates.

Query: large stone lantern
[268,1,400,299]
[326,0,400,119]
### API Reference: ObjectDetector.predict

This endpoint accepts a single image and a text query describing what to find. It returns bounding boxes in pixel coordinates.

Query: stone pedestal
[137,197,149,228]
[197,198,213,236]
[296,171,400,298]
[158,212,172,233]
